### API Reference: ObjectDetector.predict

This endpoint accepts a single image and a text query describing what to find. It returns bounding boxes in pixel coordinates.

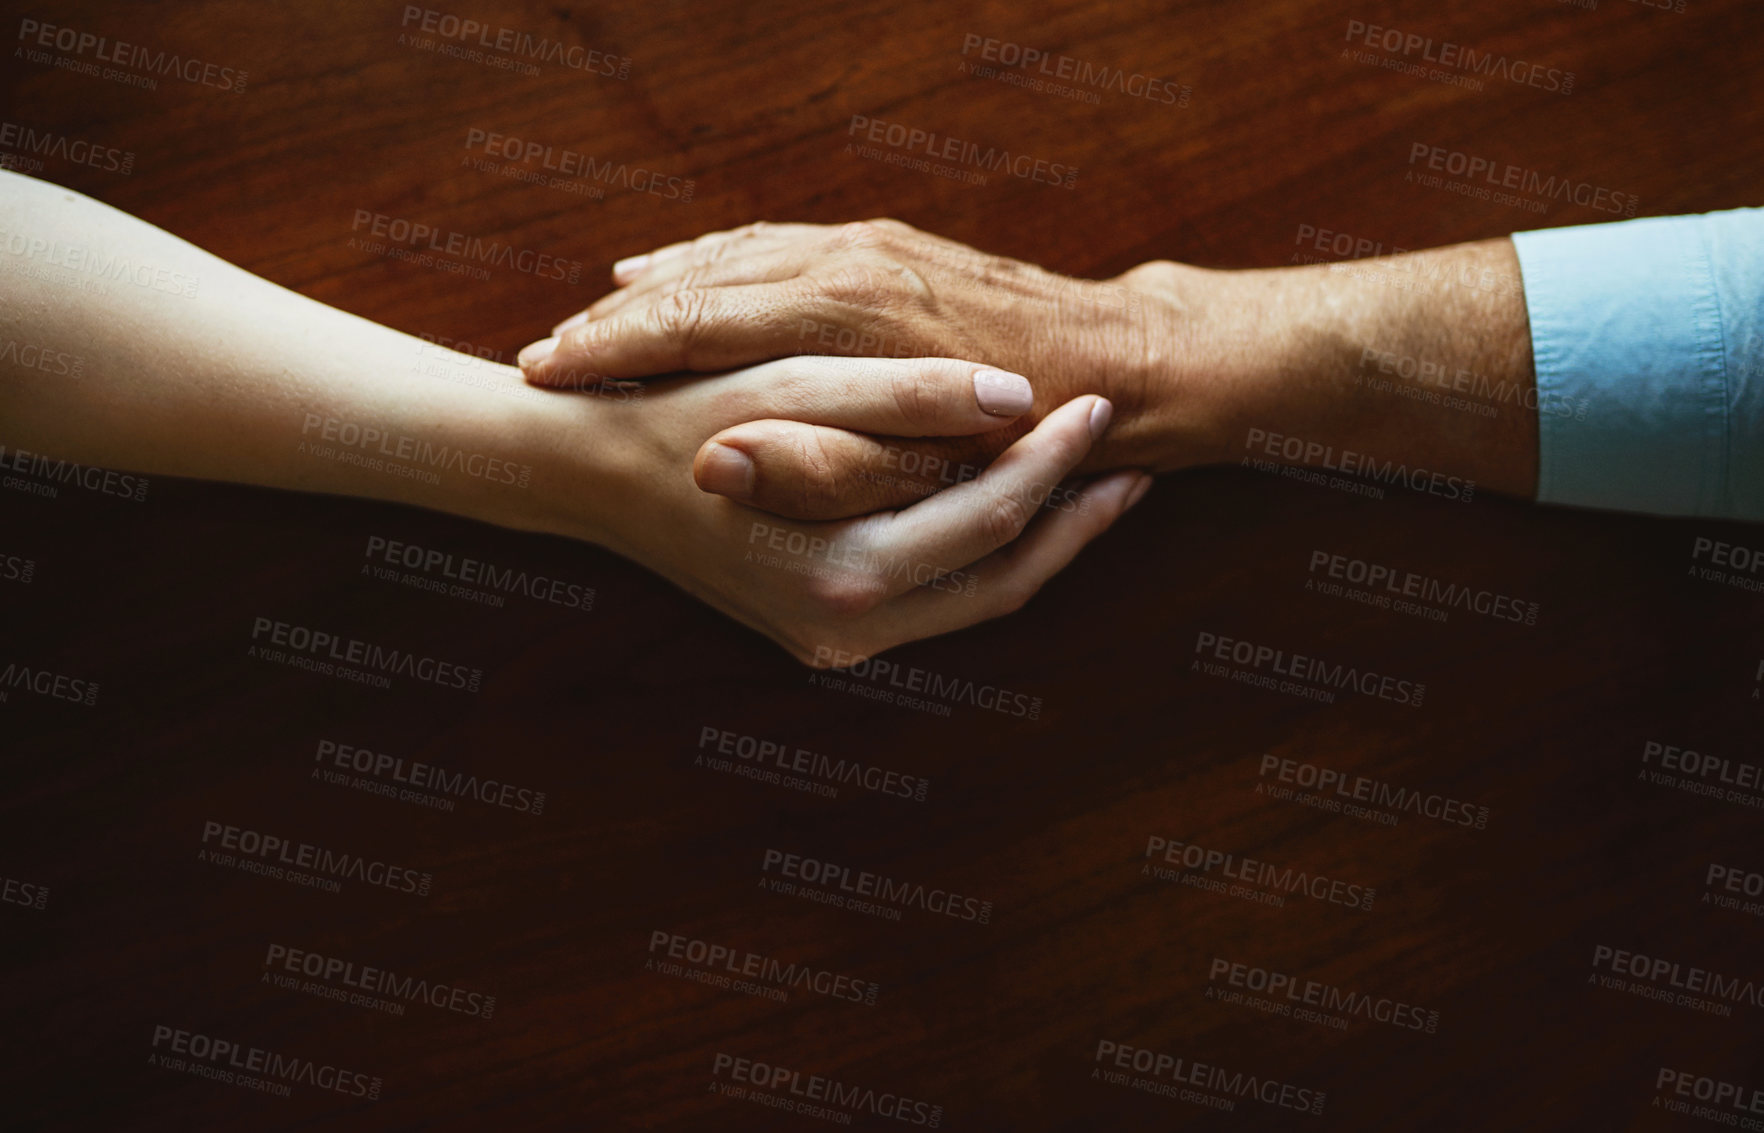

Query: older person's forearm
[1123,237,1538,498]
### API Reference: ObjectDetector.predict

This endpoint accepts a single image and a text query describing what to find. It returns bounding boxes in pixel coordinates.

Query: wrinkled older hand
[520,219,1190,519]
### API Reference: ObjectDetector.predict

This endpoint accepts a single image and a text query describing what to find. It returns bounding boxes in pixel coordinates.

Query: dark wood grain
[3,0,1763,1128]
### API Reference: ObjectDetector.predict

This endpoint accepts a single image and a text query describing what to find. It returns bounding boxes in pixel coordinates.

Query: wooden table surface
[4,0,1762,1128]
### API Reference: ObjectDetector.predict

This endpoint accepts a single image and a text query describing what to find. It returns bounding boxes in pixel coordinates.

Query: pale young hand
[537,355,1149,664]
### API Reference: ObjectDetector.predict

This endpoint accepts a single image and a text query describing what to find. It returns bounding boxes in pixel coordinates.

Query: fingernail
[973,368,1033,417]
[552,311,588,336]
[1125,473,1153,511]
[1088,397,1114,440]
[699,443,755,501]
[518,336,559,368]
[612,253,649,280]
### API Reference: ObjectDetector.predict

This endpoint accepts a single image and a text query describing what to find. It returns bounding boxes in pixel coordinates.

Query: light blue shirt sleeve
[1511,208,1764,520]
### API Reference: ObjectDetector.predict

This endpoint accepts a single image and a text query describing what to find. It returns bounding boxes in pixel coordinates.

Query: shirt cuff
[1512,214,1730,518]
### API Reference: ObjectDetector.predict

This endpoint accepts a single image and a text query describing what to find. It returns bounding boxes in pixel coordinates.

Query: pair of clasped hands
[512,219,1173,666]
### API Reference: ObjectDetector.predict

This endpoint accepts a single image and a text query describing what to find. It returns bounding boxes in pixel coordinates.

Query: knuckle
[1122,259,1182,289]
[979,489,1034,547]
[1051,429,1090,470]
[890,367,945,430]
[818,263,897,305]
[807,570,884,619]
[834,219,889,252]
[668,262,722,296]
[655,288,710,351]
[790,434,845,516]
[997,579,1039,616]
[686,235,736,272]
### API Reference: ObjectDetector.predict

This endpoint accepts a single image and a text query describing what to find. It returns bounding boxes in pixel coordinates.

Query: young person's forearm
[1129,238,1538,499]
[0,177,1149,661]
[0,172,572,536]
